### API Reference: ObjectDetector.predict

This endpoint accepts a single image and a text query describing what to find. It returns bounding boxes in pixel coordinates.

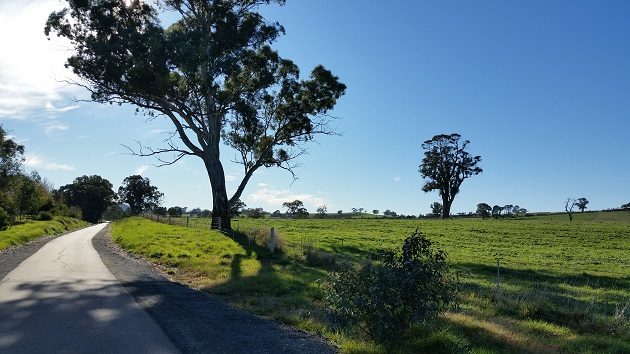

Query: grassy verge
[0,217,90,250]
[113,215,630,353]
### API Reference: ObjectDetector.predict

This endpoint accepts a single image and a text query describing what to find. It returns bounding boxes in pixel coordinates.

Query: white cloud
[134,165,150,175]
[40,121,69,134]
[24,153,74,171]
[45,102,79,113]
[225,174,236,182]
[0,1,80,118]
[249,187,327,208]
[257,182,268,187]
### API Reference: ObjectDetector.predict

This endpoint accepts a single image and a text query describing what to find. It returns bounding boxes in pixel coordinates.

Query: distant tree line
[475,203,528,219]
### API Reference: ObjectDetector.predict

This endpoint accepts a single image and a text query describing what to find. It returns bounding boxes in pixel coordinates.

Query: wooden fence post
[268,227,276,253]
[495,259,501,302]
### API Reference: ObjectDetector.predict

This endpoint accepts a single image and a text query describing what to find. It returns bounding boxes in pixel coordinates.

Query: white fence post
[268,227,276,253]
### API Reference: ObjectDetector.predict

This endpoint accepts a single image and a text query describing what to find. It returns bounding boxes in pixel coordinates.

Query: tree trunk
[204,157,231,231]
[441,195,452,219]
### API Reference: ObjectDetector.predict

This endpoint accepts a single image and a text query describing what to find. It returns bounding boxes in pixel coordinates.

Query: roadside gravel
[92,224,337,354]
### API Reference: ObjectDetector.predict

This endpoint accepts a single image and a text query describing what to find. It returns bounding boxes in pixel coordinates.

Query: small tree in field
[565,198,576,222]
[316,205,327,218]
[575,198,589,212]
[283,200,308,218]
[430,202,443,217]
[419,134,482,219]
[476,203,491,219]
[372,209,379,215]
[492,205,503,219]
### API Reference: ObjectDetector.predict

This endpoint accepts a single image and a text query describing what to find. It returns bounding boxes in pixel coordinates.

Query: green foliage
[242,207,265,218]
[0,216,89,250]
[325,230,458,342]
[45,0,346,229]
[476,203,491,219]
[430,202,443,217]
[167,206,183,217]
[65,206,82,220]
[419,133,482,218]
[102,204,125,221]
[0,125,24,189]
[575,197,589,212]
[229,199,246,217]
[37,211,54,221]
[283,199,309,218]
[0,207,9,230]
[58,175,115,223]
[118,175,163,214]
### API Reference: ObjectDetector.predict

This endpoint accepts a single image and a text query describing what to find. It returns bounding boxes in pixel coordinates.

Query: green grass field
[0,217,90,250]
[113,212,630,353]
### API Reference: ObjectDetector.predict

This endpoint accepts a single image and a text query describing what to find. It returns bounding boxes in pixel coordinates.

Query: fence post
[187,216,190,227]
[268,227,276,253]
[495,259,501,302]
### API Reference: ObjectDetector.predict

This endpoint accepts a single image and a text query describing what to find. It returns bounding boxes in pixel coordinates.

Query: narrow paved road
[0,224,179,353]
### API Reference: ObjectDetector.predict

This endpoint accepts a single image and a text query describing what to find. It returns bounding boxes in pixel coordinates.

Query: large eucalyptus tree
[419,133,482,219]
[46,0,346,229]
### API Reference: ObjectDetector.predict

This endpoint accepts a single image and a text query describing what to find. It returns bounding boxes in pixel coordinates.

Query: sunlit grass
[114,213,630,353]
[0,216,89,250]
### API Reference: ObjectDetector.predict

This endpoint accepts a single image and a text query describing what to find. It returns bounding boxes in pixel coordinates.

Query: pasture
[113,212,630,353]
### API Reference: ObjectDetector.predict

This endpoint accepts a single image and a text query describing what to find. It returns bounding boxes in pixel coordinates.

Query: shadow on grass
[204,230,328,324]
[457,262,630,290]
[454,262,630,338]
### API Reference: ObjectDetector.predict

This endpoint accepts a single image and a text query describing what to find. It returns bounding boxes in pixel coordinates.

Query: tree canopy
[419,133,482,218]
[45,0,346,229]
[282,199,308,218]
[575,197,589,212]
[0,125,24,189]
[58,175,116,223]
[476,203,491,219]
[118,175,163,214]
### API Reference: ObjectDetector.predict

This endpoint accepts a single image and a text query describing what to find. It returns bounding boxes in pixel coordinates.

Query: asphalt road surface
[0,223,179,353]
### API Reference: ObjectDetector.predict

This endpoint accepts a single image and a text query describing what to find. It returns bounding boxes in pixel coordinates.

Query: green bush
[66,206,82,220]
[37,211,54,221]
[324,229,458,342]
[0,207,9,230]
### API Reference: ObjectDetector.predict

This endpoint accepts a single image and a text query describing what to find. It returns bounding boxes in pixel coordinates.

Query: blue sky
[1,0,628,215]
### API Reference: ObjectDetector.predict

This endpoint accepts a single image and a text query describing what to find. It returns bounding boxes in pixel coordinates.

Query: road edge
[92,223,338,354]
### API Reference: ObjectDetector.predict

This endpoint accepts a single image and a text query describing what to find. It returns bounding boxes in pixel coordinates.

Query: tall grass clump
[242,227,285,253]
